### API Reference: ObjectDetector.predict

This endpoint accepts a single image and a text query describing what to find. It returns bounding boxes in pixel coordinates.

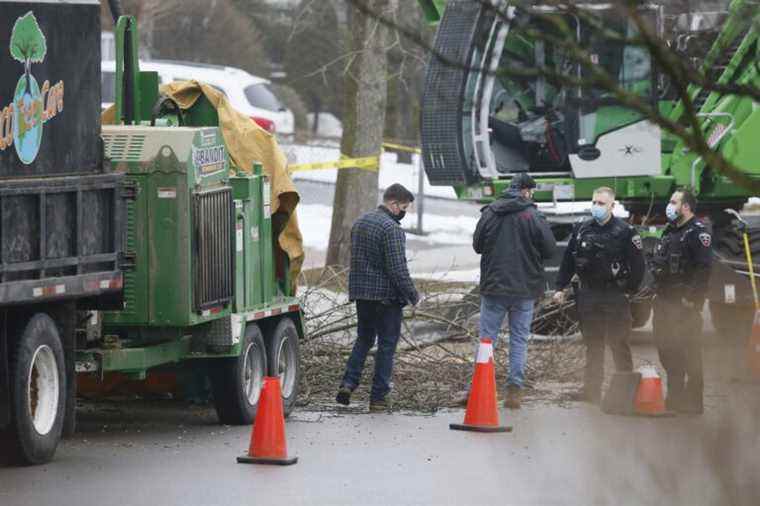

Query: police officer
[651,189,712,414]
[553,186,646,403]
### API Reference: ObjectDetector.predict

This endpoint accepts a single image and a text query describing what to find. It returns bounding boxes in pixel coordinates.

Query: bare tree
[261,1,349,130]
[325,0,399,267]
[102,0,270,77]
[384,2,432,145]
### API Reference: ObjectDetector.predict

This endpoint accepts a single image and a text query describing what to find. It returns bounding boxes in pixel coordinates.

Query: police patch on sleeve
[632,235,643,250]
[699,232,712,247]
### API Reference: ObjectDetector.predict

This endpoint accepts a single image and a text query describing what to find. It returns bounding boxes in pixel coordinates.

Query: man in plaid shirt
[336,184,419,412]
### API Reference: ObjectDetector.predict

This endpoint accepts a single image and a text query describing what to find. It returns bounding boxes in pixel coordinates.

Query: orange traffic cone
[634,366,674,417]
[237,376,298,465]
[747,310,760,379]
[450,339,512,433]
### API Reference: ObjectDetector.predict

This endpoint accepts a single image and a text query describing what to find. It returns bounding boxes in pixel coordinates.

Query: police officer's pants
[577,290,634,400]
[653,295,703,408]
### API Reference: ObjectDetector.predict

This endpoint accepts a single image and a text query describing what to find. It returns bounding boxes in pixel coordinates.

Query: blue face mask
[666,203,679,222]
[591,204,609,223]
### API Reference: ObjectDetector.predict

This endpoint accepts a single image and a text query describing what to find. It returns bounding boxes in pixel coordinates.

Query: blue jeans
[341,300,402,401]
[479,294,535,388]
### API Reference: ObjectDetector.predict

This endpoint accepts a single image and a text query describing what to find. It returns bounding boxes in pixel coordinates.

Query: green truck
[1,0,302,465]
[417,0,759,332]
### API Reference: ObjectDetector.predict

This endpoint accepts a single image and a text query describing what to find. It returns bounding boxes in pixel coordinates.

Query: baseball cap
[509,172,537,190]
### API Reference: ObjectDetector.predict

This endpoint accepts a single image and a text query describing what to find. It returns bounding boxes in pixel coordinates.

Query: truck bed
[0,172,126,306]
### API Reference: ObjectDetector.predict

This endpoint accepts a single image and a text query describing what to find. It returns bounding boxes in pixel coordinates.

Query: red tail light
[251,116,276,133]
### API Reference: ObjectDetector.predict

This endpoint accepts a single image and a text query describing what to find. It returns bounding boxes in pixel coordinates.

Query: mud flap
[601,372,641,415]
[60,304,77,438]
[0,311,9,429]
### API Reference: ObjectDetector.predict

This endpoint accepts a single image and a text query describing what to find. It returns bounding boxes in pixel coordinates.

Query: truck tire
[631,300,653,329]
[7,314,66,465]
[265,318,300,417]
[710,301,754,341]
[208,323,267,425]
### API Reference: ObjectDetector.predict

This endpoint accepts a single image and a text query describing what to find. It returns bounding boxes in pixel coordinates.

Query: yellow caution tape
[288,155,380,173]
[382,142,421,154]
[287,143,420,173]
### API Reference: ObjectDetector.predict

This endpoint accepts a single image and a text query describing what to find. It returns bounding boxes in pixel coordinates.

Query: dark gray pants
[577,290,634,400]
[653,295,703,408]
[342,300,403,402]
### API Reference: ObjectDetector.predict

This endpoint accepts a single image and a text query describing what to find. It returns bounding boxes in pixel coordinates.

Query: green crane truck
[417,0,759,333]
[1,0,303,465]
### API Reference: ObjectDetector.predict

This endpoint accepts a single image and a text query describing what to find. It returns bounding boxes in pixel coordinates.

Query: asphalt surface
[2,339,759,506]
[2,183,758,504]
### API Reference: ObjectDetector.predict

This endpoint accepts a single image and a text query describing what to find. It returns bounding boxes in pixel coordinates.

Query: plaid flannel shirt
[348,206,419,306]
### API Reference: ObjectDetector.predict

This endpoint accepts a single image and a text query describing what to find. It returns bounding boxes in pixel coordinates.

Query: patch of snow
[412,269,481,284]
[404,211,478,246]
[281,143,457,200]
[306,113,343,138]
[296,204,334,251]
[297,204,477,251]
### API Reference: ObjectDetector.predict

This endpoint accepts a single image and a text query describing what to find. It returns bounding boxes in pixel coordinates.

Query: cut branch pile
[297,267,585,412]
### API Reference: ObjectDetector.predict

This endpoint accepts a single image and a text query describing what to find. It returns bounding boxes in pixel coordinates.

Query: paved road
[3,183,757,504]
[2,340,758,506]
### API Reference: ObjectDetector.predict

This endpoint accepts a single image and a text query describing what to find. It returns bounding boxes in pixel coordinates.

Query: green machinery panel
[230,165,277,313]
[456,175,676,204]
[101,125,233,328]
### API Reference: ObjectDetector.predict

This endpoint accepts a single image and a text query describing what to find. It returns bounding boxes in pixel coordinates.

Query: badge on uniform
[699,232,712,247]
[632,235,643,250]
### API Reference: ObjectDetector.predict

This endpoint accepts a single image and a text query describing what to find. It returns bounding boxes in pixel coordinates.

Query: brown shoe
[369,398,391,413]
[504,385,522,409]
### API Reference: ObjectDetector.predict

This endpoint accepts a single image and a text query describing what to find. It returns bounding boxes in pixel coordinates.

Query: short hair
[383,183,415,204]
[593,186,616,199]
[676,188,697,212]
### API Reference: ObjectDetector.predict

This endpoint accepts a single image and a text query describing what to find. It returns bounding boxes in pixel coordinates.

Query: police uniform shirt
[653,217,712,300]
[556,216,646,293]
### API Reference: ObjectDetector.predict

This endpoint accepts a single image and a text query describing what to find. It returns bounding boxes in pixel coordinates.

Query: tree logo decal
[0,12,65,165]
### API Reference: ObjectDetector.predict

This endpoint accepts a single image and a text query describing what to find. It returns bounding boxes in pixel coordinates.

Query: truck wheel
[8,314,66,465]
[710,301,754,341]
[208,324,267,425]
[265,318,300,417]
[631,300,653,329]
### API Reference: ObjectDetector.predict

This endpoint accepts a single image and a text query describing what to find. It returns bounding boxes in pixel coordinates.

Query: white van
[101,59,295,135]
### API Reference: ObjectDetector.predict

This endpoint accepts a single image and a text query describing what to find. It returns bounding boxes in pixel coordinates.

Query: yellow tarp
[102,80,304,292]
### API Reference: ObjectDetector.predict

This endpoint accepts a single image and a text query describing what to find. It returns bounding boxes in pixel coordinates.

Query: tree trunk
[24,60,31,95]
[325,0,396,267]
[137,0,156,60]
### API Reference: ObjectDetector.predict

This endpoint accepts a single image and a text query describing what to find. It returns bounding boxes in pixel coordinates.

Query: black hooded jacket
[473,190,558,298]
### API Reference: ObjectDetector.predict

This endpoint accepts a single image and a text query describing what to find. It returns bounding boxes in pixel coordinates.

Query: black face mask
[394,210,406,222]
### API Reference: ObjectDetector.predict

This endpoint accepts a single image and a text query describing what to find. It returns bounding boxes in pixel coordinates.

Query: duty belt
[579,279,622,291]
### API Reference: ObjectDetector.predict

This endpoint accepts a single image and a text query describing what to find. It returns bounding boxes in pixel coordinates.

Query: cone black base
[449,423,512,433]
[633,410,676,418]
[237,454,299,465]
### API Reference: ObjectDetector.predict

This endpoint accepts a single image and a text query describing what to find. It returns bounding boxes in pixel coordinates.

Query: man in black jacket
[336,184,419,412]
[473,173,557,408]
[553,186,646,404]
